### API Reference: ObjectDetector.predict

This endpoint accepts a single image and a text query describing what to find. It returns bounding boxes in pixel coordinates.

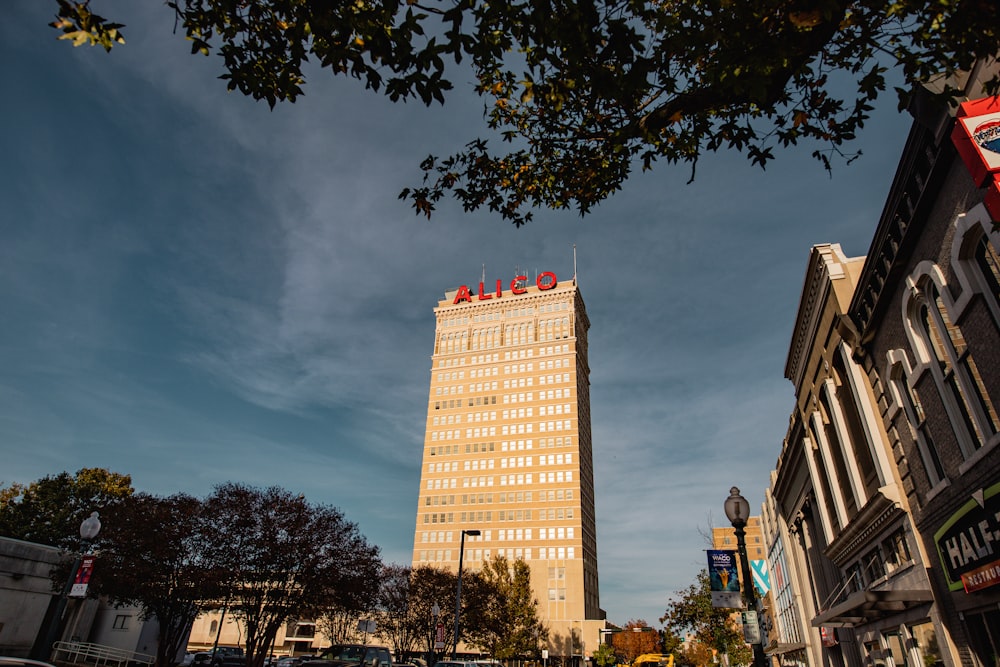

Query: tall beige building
[412,270,604,659]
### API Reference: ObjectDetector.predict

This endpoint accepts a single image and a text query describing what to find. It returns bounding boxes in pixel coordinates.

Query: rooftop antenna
[573,244,578,286]
[482,263,486,285]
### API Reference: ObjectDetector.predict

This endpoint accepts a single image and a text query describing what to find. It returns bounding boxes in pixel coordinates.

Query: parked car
[433,661,480,667]
[301,645,392,667]
[192,647,244,667]
[218,652,246,667]
[0,659,57,667]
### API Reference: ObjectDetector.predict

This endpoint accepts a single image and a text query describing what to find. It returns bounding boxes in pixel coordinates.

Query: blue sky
[3,3,911,628]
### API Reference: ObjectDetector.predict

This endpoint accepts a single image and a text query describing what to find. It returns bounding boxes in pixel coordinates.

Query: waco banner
[708,550,742,609]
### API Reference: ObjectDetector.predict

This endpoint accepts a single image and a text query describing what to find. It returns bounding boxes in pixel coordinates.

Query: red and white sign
[453,272,558,304]
[952,97,1000,187]
[962,559,1000,593]
[434,623,445,650]
[68,555,96,598]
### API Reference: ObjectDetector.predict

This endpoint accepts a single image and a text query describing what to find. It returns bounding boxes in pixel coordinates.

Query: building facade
[766,244,942,667]
[846,64,1000,666]
[411,270,604,659]
[758,62,1000,667]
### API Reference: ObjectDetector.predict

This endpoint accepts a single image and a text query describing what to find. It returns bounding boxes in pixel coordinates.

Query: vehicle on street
[218,648,245,665]
[631,655,674,667]
[301,646,392,667]
[192,653,213,667]
[0,659,58,667]
[433,661,479,667]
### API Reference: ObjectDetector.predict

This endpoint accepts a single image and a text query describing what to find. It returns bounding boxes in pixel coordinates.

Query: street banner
[68,555,95,598]
[435,623,445,650]
[707,550,742,609]
[750,559,770,595]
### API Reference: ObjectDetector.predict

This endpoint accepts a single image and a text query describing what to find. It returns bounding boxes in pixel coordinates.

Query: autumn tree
[463,556,547,660]
[0,468,133,548]
[660,571,751,667]
[93,493,220,667]
[676,641,716,667]
[610,621,661,663]
[51,0,1000,225]
[203,484,383,667]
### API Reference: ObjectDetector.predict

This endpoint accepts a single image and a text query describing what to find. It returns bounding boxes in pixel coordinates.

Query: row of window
[438,300,571,329]
[429,419,574,441]
[423,472,573,490]
[433,405,572,427]
[416,546,577,563]
[435,345,570,370]
[421,489,576,506]
[433,374,573,397]
[432,388,572,412]
[428,436,574,457]
[426,456,575,474]
[844,529,913,597]
[437,323,572,353]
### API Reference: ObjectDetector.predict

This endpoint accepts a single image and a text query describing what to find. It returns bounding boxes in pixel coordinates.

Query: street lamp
[32,511,102,661]
[723,488,766,667]
[453,528,480,658]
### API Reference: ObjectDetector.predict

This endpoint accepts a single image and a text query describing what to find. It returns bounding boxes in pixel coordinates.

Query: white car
[0,659,58,667]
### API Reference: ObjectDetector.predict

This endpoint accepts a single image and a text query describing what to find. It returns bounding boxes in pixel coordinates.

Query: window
[113,614,130,630]
[862,546,885,583]
[884,529,912,571]
[910,278,999,455]
[887,353,946,488]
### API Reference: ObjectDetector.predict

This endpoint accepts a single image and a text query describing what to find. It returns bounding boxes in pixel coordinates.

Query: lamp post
[32,511,102,661]
[723,488,766,667]
[453,528,480,659]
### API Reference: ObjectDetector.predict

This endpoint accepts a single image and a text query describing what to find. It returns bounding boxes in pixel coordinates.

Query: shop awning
[811,589,933,627]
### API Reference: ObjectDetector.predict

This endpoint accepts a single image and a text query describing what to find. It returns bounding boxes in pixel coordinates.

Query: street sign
[740,611,760,644]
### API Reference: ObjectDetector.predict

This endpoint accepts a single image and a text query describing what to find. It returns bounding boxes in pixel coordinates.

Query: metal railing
[52,640,156,667]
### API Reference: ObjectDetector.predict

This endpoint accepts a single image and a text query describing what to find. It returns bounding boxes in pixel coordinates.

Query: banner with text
[708,550,742,609]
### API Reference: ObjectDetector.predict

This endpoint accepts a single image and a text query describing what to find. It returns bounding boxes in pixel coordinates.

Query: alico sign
[452,271,558,304]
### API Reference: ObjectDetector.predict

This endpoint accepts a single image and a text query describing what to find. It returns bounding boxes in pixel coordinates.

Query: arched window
[885,351,946,489]
[905,268,999,458]
[953,206,1000,327]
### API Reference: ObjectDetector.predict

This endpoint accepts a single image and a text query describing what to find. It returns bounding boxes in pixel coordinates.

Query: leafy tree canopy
[94,492,219,667]
[50,0,1000,225]
[0,468,133,548]
[202,483,382,667]
[592,642,618,667]
[464,556,547,659]
[610,620,661,663]
[659,571,751,667]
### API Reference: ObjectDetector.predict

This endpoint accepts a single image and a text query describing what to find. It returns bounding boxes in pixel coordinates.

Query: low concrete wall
[0,536,63,656]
